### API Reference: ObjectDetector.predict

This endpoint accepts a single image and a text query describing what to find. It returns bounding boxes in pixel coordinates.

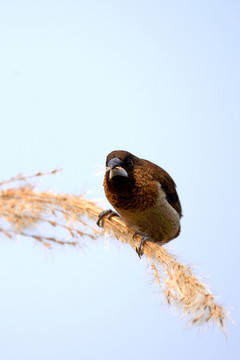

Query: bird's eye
[125,158,133,168]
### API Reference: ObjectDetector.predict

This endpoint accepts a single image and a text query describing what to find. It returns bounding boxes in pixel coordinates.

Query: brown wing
[144,160,183,218]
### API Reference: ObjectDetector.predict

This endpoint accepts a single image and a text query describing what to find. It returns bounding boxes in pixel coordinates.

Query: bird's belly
[115,198,180,243]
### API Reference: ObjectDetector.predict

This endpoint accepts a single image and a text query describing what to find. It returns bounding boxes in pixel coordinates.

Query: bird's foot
[97,209,120,227]
[133,232,152,258]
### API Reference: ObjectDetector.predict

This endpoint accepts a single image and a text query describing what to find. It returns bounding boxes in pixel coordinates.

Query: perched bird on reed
[97,150,182,257]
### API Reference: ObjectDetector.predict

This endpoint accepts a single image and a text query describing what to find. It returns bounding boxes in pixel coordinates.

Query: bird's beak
[107,157,128,179]
[109,167,128,179]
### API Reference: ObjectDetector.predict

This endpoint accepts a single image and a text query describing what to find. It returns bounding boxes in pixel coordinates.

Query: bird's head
[106,150,138,180]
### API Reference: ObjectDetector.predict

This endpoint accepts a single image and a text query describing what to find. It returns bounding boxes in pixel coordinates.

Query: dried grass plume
[0,170,231,333]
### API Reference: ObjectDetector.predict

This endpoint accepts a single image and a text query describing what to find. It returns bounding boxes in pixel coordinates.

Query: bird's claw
[97,209,120,227]
[133,232,151,258]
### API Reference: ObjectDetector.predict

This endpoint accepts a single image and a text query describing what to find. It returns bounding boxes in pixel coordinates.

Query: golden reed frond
[0,170,231,333]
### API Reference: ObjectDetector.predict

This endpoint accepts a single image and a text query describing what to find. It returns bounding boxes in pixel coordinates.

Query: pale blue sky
[0,1,239,359]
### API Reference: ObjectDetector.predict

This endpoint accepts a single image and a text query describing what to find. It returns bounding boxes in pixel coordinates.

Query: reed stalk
[0,170,230,333]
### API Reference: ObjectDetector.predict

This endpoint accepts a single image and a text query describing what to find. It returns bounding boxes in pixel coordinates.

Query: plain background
[0,1,239,359]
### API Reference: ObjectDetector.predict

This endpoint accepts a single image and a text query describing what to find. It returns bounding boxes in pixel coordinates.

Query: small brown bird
[98,150,182,257]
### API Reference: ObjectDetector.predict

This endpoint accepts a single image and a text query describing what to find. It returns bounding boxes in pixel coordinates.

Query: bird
[97,150,182,257]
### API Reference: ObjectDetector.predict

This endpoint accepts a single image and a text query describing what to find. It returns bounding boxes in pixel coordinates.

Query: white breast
[115,183,180,243]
